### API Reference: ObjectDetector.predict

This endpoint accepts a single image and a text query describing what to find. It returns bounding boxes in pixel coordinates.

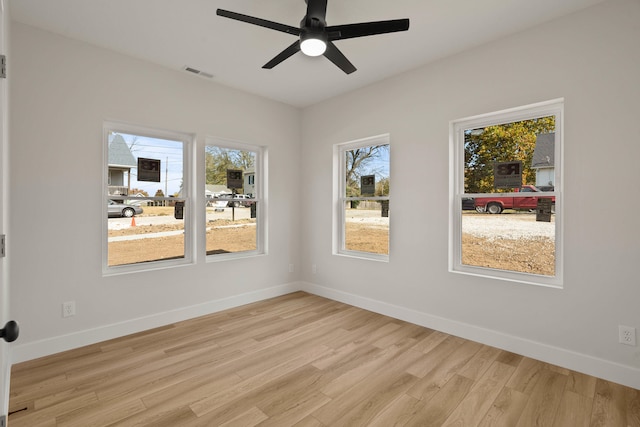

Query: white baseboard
[300,282,640,390]
[11,282,302,364]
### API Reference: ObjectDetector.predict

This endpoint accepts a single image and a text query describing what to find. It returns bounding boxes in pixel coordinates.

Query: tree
[154,189,165,197]
[464,117,555,193]
[376,177,390,197]
[129,188,149,197]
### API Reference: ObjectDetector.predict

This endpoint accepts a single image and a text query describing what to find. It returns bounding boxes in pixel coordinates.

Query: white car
[216,193,252,207]
[230,194,252,207]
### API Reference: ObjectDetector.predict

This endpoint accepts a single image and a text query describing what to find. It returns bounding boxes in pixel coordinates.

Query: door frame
[0,0,11,420]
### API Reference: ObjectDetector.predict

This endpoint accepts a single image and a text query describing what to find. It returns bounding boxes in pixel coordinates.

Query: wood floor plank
[312,368,417,427]
[189,344,331,418]
[8,292,638,427]
[628,387,640,427]
[111,406,198,427]
[515,369,567,427]
[326,372,418,427]
[441,361,516,426]
[190,365,332,425]
[495,350,524,367]
[590,379,629,427]
[505,357,547,395]
[552,390,593,427]
[566,370,597,398]
[312,340,425,425]
[255,392,330,427]
[218,406,268,427]
[292,415,324,427]
[407,339,483,401]
[405,374,475,426]
[405,335,465,379]
[410,329,448,354]
[368,393,424,427]
[458,344,503,381]
[8,392,98,427]
[55,396,147,427]
[478,386,530,427]
[320,344,410,398]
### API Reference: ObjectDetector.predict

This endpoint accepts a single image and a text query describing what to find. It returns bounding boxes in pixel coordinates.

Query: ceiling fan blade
[327,19,410,40]
[305,0,328,24]
[323,41,356,74]
[217,9,301,36]
[263,41,301,69]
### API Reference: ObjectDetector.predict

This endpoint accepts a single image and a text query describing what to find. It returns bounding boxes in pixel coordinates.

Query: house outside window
[107,134,137,197]
[103,122,193,274]
[334,134,390,261]
[450,99,563,287]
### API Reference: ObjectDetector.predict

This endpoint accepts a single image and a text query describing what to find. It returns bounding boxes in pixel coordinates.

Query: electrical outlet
[62,301,76,318]
[618,325,636,346]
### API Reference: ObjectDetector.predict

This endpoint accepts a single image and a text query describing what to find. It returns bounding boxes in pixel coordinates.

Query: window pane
[108,203,185,266]
[345,144,390,197]
[107,132,185,267]
[205,201,257,255]
[344,200,389,255]
[464,117,555,194]
[461,210,555,276]
[460,117,556,275]
[205,145,258,255]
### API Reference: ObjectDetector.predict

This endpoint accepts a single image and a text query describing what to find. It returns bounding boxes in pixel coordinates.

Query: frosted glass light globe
[300,38,327,56]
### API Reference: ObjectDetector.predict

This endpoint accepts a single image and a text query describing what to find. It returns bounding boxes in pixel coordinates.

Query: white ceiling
[10,0,607,107]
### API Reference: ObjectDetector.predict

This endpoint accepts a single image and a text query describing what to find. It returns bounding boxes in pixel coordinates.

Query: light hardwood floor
[8,292,640,426]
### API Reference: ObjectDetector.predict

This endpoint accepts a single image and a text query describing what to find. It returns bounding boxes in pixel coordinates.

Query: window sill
[334,250,389,263]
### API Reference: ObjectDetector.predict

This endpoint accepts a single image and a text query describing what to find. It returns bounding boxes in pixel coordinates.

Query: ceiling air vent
[183,66,214,79]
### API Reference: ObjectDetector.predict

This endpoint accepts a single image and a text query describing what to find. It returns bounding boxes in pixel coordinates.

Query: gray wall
[9,22,302,359]
[299,0,640,387]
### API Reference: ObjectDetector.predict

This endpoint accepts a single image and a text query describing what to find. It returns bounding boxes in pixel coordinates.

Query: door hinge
[0,234,5,257]
[0,55,6,78]
[1,414,6,427]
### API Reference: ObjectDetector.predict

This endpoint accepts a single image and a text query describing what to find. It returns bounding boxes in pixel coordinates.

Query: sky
[114,133,184,196]
[112,135,390,197]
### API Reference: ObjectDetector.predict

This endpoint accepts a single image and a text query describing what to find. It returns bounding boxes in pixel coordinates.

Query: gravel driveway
[462,213,555,240]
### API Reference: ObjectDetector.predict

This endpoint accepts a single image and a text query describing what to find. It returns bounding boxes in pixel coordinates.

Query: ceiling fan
[216,0,410,74]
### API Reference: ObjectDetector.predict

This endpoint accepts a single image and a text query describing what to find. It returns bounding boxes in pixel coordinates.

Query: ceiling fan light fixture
[300,33,327,57]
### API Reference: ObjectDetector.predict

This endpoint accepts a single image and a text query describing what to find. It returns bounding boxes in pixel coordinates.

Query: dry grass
[109,217,553,276]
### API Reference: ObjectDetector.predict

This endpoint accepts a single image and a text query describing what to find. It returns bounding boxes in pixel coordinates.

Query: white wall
[9,22,302,361]
[300,0,640,388]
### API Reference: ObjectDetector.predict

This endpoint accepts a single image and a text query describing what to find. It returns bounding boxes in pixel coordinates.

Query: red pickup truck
[474,185,555,214]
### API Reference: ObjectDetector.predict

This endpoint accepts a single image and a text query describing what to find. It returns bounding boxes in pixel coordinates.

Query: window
[103,122,193,274]
[205,139,265,259]
[450,99,563,287]
[334,134,390,260]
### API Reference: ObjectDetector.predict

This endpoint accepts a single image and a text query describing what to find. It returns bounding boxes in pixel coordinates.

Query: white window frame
[449,99,564,287]
[102,121,195,275]
[333,134,390,262]
[205,137,266,262]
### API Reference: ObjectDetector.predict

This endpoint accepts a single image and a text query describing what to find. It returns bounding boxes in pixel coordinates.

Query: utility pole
[165,156,168,197]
